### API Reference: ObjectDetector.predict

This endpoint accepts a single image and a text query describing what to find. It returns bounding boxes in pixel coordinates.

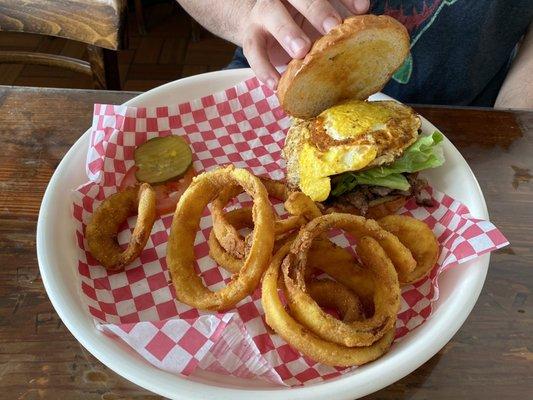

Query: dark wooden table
[0,85,531,399]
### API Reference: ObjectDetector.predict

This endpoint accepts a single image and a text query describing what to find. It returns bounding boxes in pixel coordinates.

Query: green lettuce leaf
[331,131,445,197]
[331,172,410,193]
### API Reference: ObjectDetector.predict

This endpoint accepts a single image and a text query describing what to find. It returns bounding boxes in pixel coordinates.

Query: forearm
[495,23,533,110]
[177,0,255,46]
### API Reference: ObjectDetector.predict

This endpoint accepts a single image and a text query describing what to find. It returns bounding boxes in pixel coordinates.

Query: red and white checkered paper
[72,77,508,387]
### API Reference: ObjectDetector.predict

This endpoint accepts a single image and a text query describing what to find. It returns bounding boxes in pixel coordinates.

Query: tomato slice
[155,166,196,216]
[119,165,139,191]
[120,165,196,216]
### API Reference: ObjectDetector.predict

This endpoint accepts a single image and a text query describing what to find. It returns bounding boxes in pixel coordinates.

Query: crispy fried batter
[379,215,440,285]
[208,208,253,274]
[86,183,156,271]
[307,279,364,323]
[211,177,305,258]
[284,191,323,220]
[282,215,400,347]
[262,243,395,367]
[307,236,375,308]
[167,166,275,311]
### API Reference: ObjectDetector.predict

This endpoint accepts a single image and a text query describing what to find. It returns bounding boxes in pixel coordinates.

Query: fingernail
[265,78,277,90]
[288,37,307,56]
[353,0,369,13]
[322,16,341,33]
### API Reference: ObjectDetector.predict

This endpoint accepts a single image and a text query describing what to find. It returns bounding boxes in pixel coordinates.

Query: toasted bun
[277,15,410,119]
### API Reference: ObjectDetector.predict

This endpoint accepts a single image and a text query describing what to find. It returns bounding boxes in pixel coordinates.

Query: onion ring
[307,237,375,307]
[301,212,415,298]
[211,177,304,258]
[208,208,253,274]
[284,192,416,282]
[167,166,275,311]
[208,208,299,274]
[262,243,395,367]
[283,215,400,347]
[378,215,440,285]
[86,183,156,271]
[307,279,364,323]
[294,211,416,282]
[283,191,322,220]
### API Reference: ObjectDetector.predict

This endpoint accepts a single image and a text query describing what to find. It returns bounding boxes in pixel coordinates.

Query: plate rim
[37,68,490,400]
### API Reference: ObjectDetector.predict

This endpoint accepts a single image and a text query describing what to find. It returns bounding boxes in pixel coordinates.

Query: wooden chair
[0,0,127,90]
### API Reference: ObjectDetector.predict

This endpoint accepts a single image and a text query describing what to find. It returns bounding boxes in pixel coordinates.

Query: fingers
[244,0,371,89]
[255,0,312,60]
[338,0,370,14]
[247,0,314,89]
[243,26,280,90]
[352,0,370,13]
[288,0,342,33]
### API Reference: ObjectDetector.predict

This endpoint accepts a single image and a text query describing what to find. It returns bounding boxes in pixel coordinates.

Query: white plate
[37,69,490,400]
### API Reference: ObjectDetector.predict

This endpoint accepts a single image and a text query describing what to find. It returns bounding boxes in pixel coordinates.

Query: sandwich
[278,15,444,218]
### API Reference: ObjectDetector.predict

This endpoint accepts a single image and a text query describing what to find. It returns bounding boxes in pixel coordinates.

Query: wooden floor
[0,1,237,91]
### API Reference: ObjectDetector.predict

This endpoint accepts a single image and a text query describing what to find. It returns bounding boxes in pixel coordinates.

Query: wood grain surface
[0,50,92,75]
[0,86,531,399]
[0,0,127,50]
[0,2,237,91]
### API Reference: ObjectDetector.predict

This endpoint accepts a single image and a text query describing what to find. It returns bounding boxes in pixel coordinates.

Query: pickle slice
[134,136,192,184]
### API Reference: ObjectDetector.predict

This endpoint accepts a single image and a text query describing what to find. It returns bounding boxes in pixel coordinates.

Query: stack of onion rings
[166,166,275,311]
[307,237,375,309]
[262,241,396,367]
[86,161,441,367]
[208,206,302,275]
[280,214,400,348]
[211,177,305,259]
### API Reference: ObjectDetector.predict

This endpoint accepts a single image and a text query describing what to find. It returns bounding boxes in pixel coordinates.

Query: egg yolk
[298,142,377,201]
[321,100,393,140]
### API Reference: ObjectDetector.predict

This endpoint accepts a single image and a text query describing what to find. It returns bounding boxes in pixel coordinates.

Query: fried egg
[284,100,421,201]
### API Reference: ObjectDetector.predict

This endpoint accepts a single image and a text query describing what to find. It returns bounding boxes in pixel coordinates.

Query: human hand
[242,0,370,90]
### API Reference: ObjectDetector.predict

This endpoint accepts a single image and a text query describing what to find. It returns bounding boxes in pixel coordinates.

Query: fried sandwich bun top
[277,14,410,119]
